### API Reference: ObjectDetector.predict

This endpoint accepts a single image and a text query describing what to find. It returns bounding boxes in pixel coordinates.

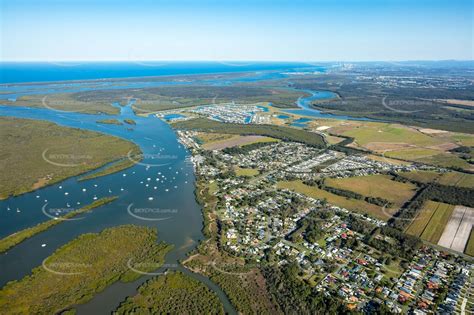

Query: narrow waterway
[0,102,237,314]
[0,69,367,314]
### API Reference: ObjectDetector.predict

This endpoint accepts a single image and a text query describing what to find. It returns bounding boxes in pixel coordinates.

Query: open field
[399,171,474,188]
[234,167,259,177]
[172,118,326,148]
[465,229,474,256]
[0,117,141,200]
[325,120,474,170]
[197,132,278,150]
[0,197,117,253]
[398,170,442,183]
[406,201,455,244]
[115,271,224,314]
[2,93,119,114]
[438,206,474,252]
[325,174,417,209]
[277,180,390,220]
[0,225,172,314]
[366,154,411,165]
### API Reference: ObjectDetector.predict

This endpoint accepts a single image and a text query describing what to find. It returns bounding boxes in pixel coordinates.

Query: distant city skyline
[1,0,472,61]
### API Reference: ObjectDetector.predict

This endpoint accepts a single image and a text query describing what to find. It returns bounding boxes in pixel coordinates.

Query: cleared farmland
[399,170,474,189]
[464,229,474,256]
[325,174,417,209]
[438,206,474,253]
[277,180,389,220]
[406,201,455,244]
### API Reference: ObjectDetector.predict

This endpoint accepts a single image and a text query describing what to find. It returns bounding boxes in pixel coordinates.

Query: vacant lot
[438,206,474,252]
[406,201,455,244]
[0,117,140,199]
[277,180,389,220]
[325,174,417,209]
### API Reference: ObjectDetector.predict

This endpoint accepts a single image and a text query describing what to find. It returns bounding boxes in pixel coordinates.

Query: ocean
[0,61,320,84]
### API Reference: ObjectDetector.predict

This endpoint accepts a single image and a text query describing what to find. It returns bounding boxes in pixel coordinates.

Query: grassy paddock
[464,229,474,257]
[406,200,455,244]
[325,175,417,208]
[277,180,389,220]
[172,118,326,148]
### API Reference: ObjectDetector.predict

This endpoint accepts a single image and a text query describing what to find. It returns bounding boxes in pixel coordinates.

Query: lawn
[325,174,417,208]
[277,180,389,220]
[406,200,455,243]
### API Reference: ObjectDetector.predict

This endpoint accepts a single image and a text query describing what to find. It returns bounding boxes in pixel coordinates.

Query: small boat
[120,188,124,191]
[94,184,98,187]
[82,188,87,192]
[41,244,46,248]
[148,197,154,201]
[145,184,149,187]
[122,173,127,177]
[147,178,151,181]
[16,208,21,213]
[108,189,112,193]
[93,196,98,200]
[66,203,70,207]
[59,186,63,189]
[64,192,69,195]
[7,207,10,211]
[36,195,40,198]
[165,189,169,192]
[153,186,157,190]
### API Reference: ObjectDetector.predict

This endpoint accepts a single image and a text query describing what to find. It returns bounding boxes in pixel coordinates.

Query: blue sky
[1,0,472,61]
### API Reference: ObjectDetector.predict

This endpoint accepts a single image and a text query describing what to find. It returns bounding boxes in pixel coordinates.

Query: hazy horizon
[1,0,472,62]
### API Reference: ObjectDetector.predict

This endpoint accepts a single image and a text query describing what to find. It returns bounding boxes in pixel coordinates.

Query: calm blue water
[284,90,374,121]
[277,114,290,119]
[0,62,323,84]
[163,113,185,121]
